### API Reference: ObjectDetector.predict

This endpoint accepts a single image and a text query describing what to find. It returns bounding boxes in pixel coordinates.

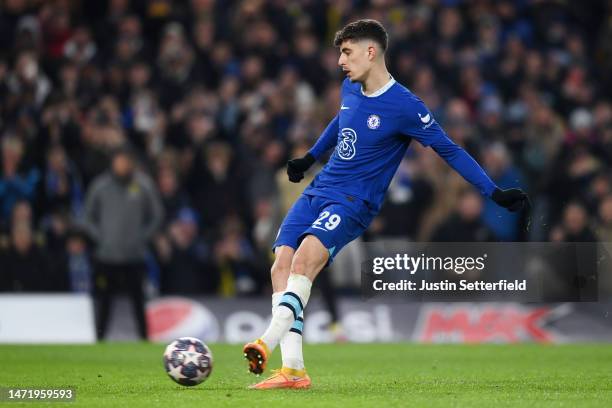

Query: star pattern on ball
[182,351,201,366]
[167,363,188,380]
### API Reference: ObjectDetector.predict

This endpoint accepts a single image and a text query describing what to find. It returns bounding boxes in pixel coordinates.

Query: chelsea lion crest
[367,114,381,129]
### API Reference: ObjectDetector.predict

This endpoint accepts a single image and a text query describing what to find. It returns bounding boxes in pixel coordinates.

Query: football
[163,337,213,386]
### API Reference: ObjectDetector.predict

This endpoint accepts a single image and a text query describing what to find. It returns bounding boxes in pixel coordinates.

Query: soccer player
[243,19,528,389]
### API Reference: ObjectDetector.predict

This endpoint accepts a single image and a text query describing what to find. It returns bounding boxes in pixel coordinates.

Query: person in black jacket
[2,221,68,291]
[432,190,495,242]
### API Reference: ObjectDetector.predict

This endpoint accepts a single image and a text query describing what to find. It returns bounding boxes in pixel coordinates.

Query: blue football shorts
[273,193,375,264]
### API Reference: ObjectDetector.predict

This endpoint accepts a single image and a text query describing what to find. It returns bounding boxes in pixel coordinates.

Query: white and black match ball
[163,337,213,386]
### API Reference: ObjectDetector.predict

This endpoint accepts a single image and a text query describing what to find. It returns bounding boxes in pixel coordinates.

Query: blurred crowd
[1,0,611,296]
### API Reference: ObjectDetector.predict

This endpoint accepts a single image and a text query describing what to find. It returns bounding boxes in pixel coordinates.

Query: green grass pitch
[1,343,611,407]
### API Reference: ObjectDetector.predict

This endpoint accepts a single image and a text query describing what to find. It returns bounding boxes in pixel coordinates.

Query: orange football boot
[249,367,311,389]
[243,339,270,375]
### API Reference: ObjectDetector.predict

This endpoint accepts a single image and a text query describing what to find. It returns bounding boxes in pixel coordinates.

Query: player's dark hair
[334,19,388,52]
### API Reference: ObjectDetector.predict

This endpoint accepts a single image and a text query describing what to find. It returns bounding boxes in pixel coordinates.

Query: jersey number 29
[312,211,341,230]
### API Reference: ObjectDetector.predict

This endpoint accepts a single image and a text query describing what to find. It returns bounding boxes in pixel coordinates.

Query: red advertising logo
[146,297,220,342]
[416,305,556,343]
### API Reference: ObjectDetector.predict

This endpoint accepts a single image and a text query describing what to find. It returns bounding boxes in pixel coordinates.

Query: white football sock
[281,323,304,370]
[273,292,305,370]
[261,274,312,352]
[271,292,282,310]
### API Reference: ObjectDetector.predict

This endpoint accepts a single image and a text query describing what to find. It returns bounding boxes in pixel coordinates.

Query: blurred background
[0,0,611,343]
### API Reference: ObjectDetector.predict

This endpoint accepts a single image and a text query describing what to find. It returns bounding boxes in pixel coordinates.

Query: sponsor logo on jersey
[337,127,357,160]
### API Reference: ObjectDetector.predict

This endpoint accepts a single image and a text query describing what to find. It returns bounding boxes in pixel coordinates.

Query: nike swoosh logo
[341,105,350,110]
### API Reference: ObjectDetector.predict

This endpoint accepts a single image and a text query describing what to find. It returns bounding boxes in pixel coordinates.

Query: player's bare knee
[290,254,324,279]
[289,258,308,276]
[270,260,290,281]
[290,236,328,278]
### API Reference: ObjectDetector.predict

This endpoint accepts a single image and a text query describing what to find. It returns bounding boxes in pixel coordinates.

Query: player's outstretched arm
[286,114,339,183]
[430,135,529,212]
[401,99,528,212]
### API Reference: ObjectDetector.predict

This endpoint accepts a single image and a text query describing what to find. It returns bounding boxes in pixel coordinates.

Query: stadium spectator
[8,199,34,230]
[432,189,494,242]
[64,227,93,293]
[42,144,84,216]
[154,206,216,294]
[596,195,612,243]
[1,221,66,292]
[214,214,263,296]
[156,159,191,224]
[551,202,598,243]
[41,208,70,265]
[481,142,526,240]
[190,140,248,231]
[0,137,40,224]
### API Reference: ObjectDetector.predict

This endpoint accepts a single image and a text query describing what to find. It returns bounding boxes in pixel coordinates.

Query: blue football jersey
[305,77,496,212]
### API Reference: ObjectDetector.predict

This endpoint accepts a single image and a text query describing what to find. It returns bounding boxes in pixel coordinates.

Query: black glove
[492,188,529,212]
[287,153,315,183]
